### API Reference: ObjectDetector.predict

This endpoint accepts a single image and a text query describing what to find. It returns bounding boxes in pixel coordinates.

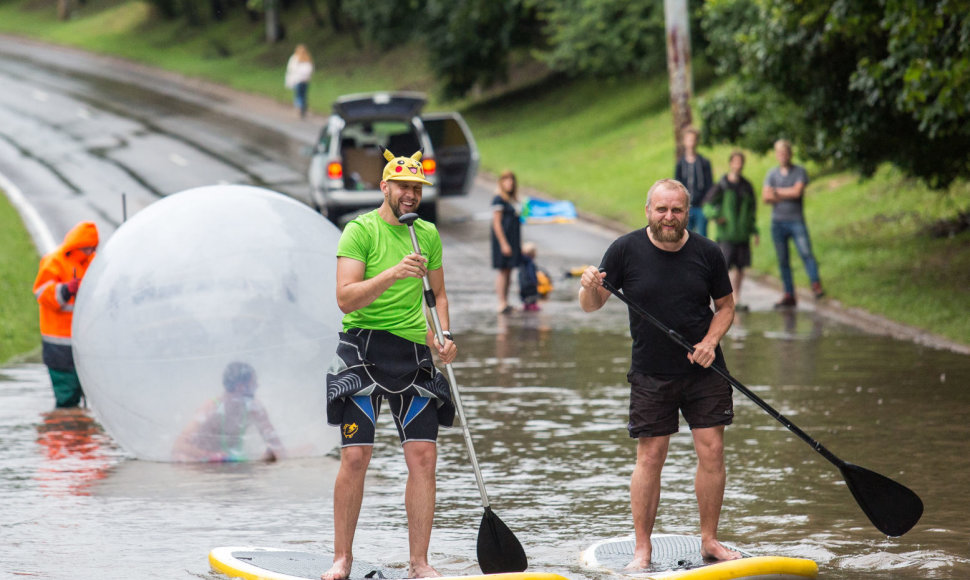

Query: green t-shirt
[336,210,443,344]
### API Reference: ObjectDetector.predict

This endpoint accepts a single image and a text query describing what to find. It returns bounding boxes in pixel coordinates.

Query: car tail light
[422,158,436,176]
[327,162,343,179]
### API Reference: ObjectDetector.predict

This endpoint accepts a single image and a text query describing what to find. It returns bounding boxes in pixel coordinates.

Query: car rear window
[338,121,422,190]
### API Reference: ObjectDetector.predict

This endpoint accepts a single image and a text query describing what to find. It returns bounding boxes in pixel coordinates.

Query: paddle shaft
[599,277,847,468]
[401,217,491,509]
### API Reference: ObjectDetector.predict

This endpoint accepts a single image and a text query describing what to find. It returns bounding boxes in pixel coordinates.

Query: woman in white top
[285,44,314,118]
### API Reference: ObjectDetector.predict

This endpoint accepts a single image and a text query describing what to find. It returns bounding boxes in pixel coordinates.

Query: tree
[699,0,970,189]
[340,0,425,50]
[422,0,538,98]
[531,0,666,77]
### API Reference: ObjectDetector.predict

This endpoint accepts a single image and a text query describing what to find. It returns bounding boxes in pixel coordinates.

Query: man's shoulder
[605,229,649,257]
[687,232,721,252]
[341,210,387,238]
[414,216,440,233]
[616,228,646,245]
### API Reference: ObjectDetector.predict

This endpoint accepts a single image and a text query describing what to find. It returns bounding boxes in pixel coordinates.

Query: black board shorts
[627,370,733,438]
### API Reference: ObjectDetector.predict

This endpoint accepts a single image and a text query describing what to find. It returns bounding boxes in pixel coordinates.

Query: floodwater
[3,290,969,580]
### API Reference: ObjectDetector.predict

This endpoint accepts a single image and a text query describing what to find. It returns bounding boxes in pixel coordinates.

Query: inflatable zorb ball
[73,185,342,461]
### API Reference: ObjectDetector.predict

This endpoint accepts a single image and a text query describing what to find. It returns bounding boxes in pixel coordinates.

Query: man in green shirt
[323,148,457,580]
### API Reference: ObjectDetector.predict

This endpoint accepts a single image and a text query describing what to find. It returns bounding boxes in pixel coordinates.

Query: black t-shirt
[599,229,733,377]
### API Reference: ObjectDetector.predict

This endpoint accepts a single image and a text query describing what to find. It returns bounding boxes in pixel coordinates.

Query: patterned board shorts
[326,328,455,445]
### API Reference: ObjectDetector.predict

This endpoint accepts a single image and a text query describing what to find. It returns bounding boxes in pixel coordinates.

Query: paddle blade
[840,461,923,536]
[477,506,528,574]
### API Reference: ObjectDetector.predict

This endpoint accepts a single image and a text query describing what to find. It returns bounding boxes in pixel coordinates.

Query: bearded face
[382,180,422,218]
[649,213,687,242]
[646,186,689,243]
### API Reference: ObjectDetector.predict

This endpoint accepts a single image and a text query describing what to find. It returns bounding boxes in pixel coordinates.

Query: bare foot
[321,556,352,580]
[700,540,742,561]
[408,562,441,578]
[623,552,651,571]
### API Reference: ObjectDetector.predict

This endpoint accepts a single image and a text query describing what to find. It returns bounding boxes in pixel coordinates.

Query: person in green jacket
[703,151,759,310]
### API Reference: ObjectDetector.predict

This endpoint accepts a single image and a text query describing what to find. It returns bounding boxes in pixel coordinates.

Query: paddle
[398,212,528,573]
[596,274,923,537]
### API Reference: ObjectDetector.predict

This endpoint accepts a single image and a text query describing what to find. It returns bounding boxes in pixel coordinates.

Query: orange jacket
[33,222,99,348]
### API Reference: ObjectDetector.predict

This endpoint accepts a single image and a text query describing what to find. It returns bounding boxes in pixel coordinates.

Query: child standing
[518,242,552,311]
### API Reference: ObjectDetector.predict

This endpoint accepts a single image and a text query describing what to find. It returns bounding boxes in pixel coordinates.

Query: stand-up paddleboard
[581,535,818,580]
[209,547,569,580]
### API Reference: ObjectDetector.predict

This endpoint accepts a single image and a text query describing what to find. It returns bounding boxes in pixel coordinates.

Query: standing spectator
[578,179,739,568]
[762,139,825,308]
[675,127,713,237]
[704,151,759,310]
[33,221,99,408]
[284,44,314,119]
[490,170,522,313]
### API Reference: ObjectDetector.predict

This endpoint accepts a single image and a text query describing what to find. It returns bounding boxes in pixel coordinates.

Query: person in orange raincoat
[33,221,99,408]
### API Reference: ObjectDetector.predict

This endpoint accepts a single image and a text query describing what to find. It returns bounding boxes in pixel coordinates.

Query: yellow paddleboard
[581,535,818,580]
[209,547,569,580]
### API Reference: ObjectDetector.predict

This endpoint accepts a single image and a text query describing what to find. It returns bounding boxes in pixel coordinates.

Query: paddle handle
[401,216,492,509]
[598,276,845,470]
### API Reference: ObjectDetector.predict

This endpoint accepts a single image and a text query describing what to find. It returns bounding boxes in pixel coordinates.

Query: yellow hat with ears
[381,147,433,186]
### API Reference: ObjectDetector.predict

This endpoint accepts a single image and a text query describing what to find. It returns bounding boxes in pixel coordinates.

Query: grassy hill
[0,0,967,348]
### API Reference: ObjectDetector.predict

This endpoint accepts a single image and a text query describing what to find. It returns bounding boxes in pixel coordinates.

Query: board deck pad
[210,547,571,580]
[582,535,818,580]
[586,535,752,573]
[213,548,404,580]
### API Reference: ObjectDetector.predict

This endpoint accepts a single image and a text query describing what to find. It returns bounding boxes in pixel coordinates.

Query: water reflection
[35,408,112,496]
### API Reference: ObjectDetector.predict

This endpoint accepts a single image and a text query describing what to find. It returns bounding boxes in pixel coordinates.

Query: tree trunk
[664,0,693,159]
[324,0,343,32]
[56,0,74,21]
[265,0,282,43]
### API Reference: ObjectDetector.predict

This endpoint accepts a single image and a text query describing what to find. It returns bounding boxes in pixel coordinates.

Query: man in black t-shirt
[578,178,741,568]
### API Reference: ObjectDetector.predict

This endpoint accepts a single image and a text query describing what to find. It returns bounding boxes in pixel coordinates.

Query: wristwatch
[441,330,454,342]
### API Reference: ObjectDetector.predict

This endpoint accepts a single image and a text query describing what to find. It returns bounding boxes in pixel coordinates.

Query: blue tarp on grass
[520,197,577,223]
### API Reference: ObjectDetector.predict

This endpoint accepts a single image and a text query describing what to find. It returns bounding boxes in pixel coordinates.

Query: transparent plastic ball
[73,185,342,462]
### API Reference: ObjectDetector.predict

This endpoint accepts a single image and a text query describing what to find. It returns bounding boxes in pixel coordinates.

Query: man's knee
[693,429,726,467]
[340,445,372,472]
[636,437,670,471]
[403,441,437,473]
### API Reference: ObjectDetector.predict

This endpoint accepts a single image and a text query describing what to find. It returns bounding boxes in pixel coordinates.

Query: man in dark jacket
[675,127,713,237]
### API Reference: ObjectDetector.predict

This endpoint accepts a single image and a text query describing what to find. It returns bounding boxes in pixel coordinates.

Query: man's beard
[649,217,686,242]
[388,194,418,218]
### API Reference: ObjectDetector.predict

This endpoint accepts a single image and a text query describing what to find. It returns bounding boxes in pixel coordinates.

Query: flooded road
[2,34,970,580]
[4,259,970,579]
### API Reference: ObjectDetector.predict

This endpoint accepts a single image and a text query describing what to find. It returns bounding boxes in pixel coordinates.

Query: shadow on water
[2,295,969,579]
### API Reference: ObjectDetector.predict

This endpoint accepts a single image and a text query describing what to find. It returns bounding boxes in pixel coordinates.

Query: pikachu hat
[381,147,433,186]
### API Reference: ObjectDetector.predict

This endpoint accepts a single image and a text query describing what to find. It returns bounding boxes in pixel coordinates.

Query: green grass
[0,0,968,348]
[0,189,41,365]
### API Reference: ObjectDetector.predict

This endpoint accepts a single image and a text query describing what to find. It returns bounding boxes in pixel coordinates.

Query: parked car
[307,91,479,225]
